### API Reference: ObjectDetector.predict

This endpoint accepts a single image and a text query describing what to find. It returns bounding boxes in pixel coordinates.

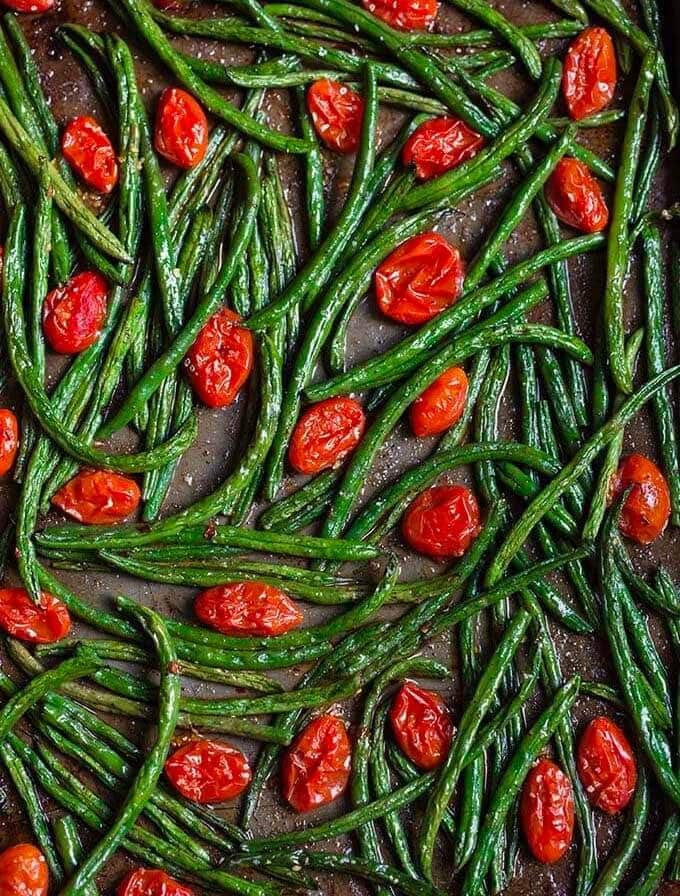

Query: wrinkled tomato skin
[62,116,119,194]
[0,0,54,13]
[402,117,484,180]
[194,582,303,637]
[281,714,351,812]
[0,589,71,644]
[521,758,575,864]
[610,453,671,545]
[184,309,253,408]
[577,717,637,815]
[563,27,617,121]
[402,484,481,559]
[0,843,48,896]
[52,469,141,525]
[165,739,251,804]
[410,366,468,437]
[0,409,19,477]
[545,157,609,234]
[43,271,108,354]
[375,232,465,325]
[289,397,365,475]
[389,681,453,770]
[117,868,195,896]
[154,88,209,169]
[361,0,438,30]
[307,80,364,153]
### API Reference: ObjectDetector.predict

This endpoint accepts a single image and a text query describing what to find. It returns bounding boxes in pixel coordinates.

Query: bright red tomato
[402,117,484,181]
[545,157,609,233]
[0,844,48,896]
[0,409,19,477]
[289,397,365,475]
[0,589,71,644]
[281,714,351,812]
[164,739,251,803]
[410,366,468,437]
[52,469,141,525]
[562,27,617,121]
[0,0,54,12]
[577,717,637,815]
[521,758,574,864]
[361,0,438,30]
[402,484,480,559]
[389,681,453,769]
[375,232,465,325]
[184,309,253,408]
[62,117,118,194]
[117,868,195,896]
[43,271,108,354]
[194,582,303,637]
[610,453,671,544]
[154,88,209,170]
[307,80,364,153]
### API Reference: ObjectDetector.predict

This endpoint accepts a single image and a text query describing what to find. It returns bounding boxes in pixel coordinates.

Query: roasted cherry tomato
[0,408,19,477]
[0,0,54,13]
[184,309,253,408]
[194,582,303,637]
[165,739,251,804]
[361,0,438,30]
[281,714,351,812]
[402,117,484,181]
[562,27,617,121]
[154,88,209,169]
[375,232,465,325]
[62,116,118,194]
[0,589,71,644]
[43,271,108,354]
[402,483,480,559]
[117,868,195,896]
[52,469,141,525]
[389,681,453,769]
[545,157,609,234]
[289,397,365,475]
[307,80,364,153]
[521,758,575,864]
[577,716,637,815]
[410,366,468,437]
[0,844,48,896]
[610,453,671,544]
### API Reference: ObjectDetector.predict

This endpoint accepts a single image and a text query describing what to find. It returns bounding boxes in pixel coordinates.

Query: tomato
[43,271,108,354]
[0,409,19,477]
[117,868,194,896]
[0,589,71,644]
[164,739,251,803]
[610,453,671,545]
[0,0,54,13]
[184,309,253,408]
[52,469,141,525]
[545,157,609,234]
[0,844,48,896]
[389,681,453,770]
[402,483,480,559]
[375,232,465,325]
[289,397,365,475]
[307,80,364,153]
[577,716,636,815]
[361,0,438,30]
[62,116,118,194]
[194,582,303,637]
[402,117,484,181]
[154,88,209,170]
[562,27,617,121]
[410,366,468,437]
[281,714,351,812]
[521,758,575,864]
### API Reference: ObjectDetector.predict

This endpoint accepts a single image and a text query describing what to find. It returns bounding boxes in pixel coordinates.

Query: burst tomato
[165,739,251,803]
[545,157,609,233]
[389,681,453,769]
[281,714,351,812]
[610,453,671,544]
[289,397,365,474]
[402,117,484,180]
[62,116,119,194]
[43,271,108,354]
[0,589,71,644]
[562,27,617,121]
[117,868,195,896]
[184,309,253,408]
[577,717,637,815]
[307,79,364,153]
[154,88,209,169]
[0,0,54,13]
[361,0,438,30]
[410,366,468,437]
[0,844,48,896]
[0,409,19,477]
[521,758,575,864]
[402,483,480,559]
[194,582,303,637]
[52,469,141,525]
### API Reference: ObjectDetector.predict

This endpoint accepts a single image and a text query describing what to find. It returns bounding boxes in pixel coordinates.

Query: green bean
[624,815,680,895]
[258,469,340,531]
[53,815,98,896]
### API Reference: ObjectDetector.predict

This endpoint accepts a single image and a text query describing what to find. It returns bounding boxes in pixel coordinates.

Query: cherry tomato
[194,582,303,637]
[361,0,438,30]
[289,397,366,475]
[545,157,609,234]
[610,453,671,544]
[184,309,253,408]
[154,88,209,170]
[562,27,617,121]
[375,232,465,325]
[281,714,351,812]
[402,483,480,559]
[0,409,19,477]
[577,716,637,815]
[52,469,141,525]
[410,366,468,437]
[117,868,195,896]
[164,739,251,803]
[307,80,364,153]
[521,758,575,864]
[43,271,108,354]
[0,0,54,13]
[0,589,71,644]
[0,844,48,896]
[389,681,453,770]
[62,117,118,194]
[402,117,484,181]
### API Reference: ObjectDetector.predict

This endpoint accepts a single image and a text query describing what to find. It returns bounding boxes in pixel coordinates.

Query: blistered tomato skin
[402,484,481,559]
[155,88,209,169]
[281,715,351,812]
[184,309,253,408]
[610,453,671,545]
[545,157,609,234]
[521,758,575,864]
[0,589,71,644]
[389,681,453,770]
[0,843,49,896]
[402,117,484,180]
[117,868,195,896]
[62,116,119,193]
[1,0,54,13]
[577,717,637,815]
[52,469,141,525]
[43,271,108,354]
[563,27,617,121]
[307,80,364,153]
[165,739,251,803]
[0,409,19,477]
[361,0,438,30]
[410,366,468,437]
[289,397,366,475]
[194,582,303,637]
